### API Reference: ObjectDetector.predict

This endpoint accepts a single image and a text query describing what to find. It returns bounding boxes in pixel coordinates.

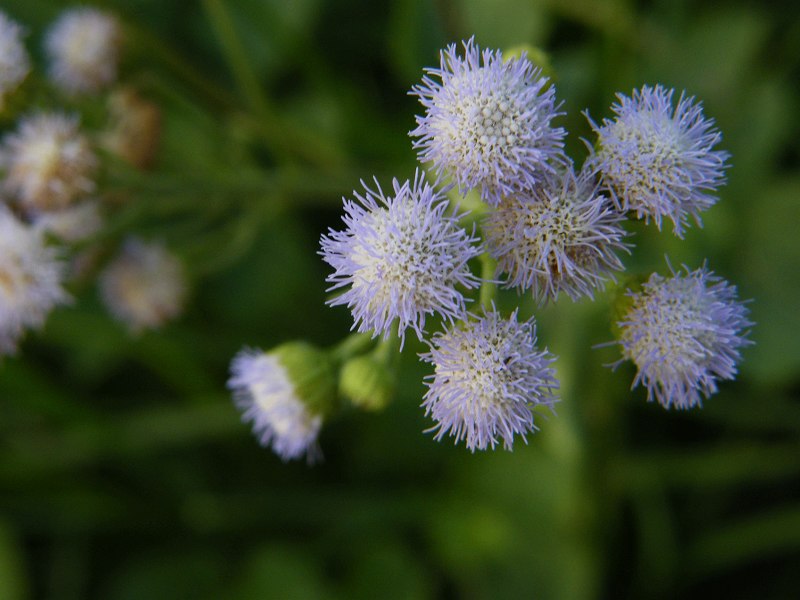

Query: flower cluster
[0,7,182,356]
[228,38,752,462]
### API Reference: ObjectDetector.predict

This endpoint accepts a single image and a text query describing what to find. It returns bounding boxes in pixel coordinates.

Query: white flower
[99,238,187,333]
[0,113,97,213]
[0,11,30,108]
[45,8,121,95]
[0,208,69,355]
[228,347,327,462]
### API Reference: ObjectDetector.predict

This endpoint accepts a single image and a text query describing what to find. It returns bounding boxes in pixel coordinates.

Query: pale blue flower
[421,308,558,451]
[320,171,481,343]
[485,164,629,303]
[228,348,323,462]
[613,262,753,410]
[410,38,565,206]
[586,85,729,237]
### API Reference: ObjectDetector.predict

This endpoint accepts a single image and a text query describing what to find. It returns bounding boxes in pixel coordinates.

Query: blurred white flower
[0,10,30,109]
[0,208,69,355]
[100,238,187,333]
[0,112,97,213]
[45,8,121,95]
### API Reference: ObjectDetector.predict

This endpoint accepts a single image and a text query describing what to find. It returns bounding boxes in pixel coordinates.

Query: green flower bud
[339,354,395,411]
[272,341,338,417]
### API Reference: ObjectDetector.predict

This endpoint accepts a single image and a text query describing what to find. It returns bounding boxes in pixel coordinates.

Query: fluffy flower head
[0,11,30,108]
[586,85,729,237]
[410,38,565,206]
[99,238,186,333]
[421,308,558,451]
[320,171,481,343]
[228,344,335,462]
[485,165,629,303]
[0,208,69,355]
[0,112,97,213]
[613,262,752,409]
[45,7,121,94]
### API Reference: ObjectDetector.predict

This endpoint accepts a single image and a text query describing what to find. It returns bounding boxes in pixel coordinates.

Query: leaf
[0,523,27,600]
[740,178,800,384]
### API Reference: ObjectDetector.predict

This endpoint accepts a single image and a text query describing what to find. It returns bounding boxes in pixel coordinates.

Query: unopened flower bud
[339,354,395,411]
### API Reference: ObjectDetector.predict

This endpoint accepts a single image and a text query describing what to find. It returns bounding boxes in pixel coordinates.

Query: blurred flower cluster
[0,6,186,357]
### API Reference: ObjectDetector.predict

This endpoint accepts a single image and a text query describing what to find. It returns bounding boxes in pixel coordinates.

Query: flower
[45,7,121,95]
[421,308,558,451]
[485,165,629,303]
[0,113,97,213]
[612,262,753,409]
[410,38,565,206]
[585,84,729,237]
[0,10,30,109]
[102,86,162,170]
[99,238,187,333]
[0,208,69,355]
[320,171,481,343]
[228,343,336,462]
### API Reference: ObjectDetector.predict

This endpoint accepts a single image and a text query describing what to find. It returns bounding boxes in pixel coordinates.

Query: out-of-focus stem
[479,253,497,309]
[200,0,343,169]
[330,332,375,363]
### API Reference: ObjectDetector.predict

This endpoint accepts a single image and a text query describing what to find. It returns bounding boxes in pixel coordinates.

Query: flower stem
[200,0,344,169]
[479,253,498,309]
[330,332,375,363]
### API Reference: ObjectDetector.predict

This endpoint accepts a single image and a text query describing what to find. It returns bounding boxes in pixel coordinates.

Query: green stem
[201,0,272,124]
[124,22,237,110]
[478,253,497,309]
[330,332,375,363]
[200,0,343,169]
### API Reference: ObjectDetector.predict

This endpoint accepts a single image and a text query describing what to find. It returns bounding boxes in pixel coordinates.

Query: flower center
[600,111,683,204]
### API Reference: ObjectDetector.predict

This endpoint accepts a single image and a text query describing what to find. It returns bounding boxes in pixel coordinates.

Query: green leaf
[233,545,331,600]
[459,0,551,49]
[740,178,800,384]
[0,523,27,600]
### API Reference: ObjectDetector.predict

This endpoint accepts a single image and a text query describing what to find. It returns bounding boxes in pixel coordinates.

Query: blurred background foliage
[0,0,799,598]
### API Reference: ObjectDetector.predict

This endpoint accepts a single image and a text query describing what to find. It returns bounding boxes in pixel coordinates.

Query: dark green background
[1,0,798,598]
